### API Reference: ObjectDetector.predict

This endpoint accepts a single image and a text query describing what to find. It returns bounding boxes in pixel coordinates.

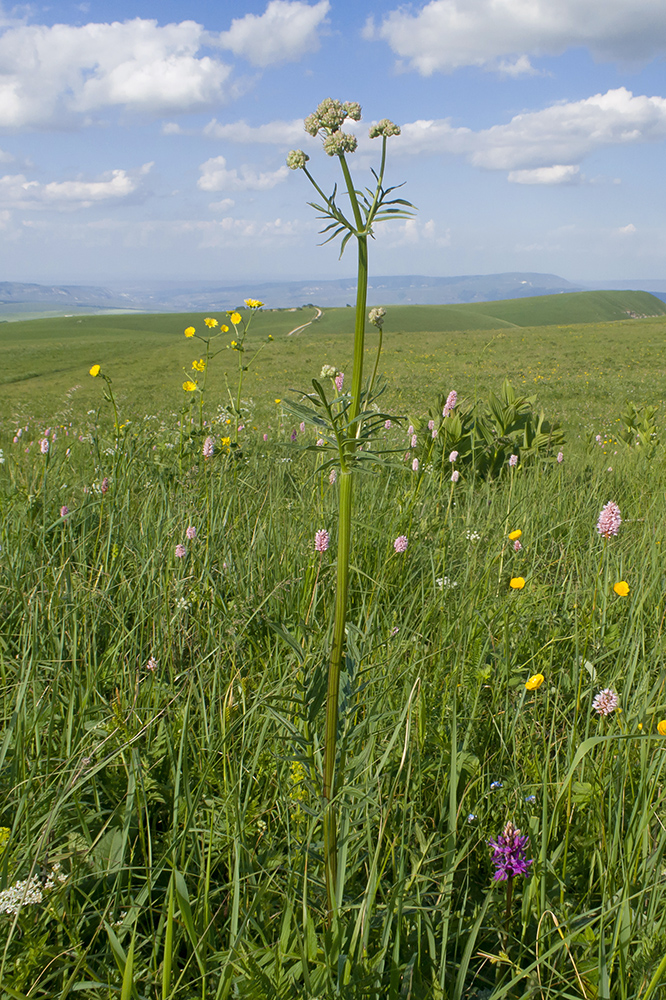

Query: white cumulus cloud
[618,223,637,234]
[198,155,289,191]
[366,0,666,75]
[202,117,311,145]
[0,162,152,209]
[216,0,329,67]
[393,89,666,174]
[507,165,581,184]
[0,17,233,127]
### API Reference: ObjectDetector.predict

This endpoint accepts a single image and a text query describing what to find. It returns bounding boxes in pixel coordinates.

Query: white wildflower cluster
[0,863,67,916]
[369,119,401,139]
[286,149,309,171]
[436,577,458,591]
[368,307,386,329]
[466,529,481,543]
[320,364,336,378]
[175,597,190,612]
[0,449,4,465]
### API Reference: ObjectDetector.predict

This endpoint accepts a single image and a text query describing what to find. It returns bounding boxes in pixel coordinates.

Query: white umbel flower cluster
[0,863,67,916]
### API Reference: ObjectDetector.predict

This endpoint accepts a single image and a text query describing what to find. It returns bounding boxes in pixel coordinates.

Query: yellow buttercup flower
[230,340,237,348]
[191,358,206,372]
[268,334,274,340]
[510,577,525,590]
[508,529,522,541]
[89,364,101,377]
[182,380,197,392]
[220,324,229,333]
[204,317,218,328]
[229,311,242,325]
[275,398,281,404]
[244,298,263,308]
[613,581,629,597]
[221,436,231,447]
[184,326,195,337]
[658,720,666,736]
[525,673,544,691]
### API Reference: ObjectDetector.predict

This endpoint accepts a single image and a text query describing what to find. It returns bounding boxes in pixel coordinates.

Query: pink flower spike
[186,525,197,540]
[40,438,49,454]
[329,468,337,484]
[443,390,457,417]
[203,436,214,458]
[335,372,344,392]
[145,656,158,672]
[428,419,435,431]
[385,419,391,429]
[412,458,419,472]
[593,688,619,716]
[449,450,458,463]
[60,505,69,517]
[411,434,417,448]
[263,433,268,441]
[175,544,186,558]
[513,539,522,551]
[394,535,408,553]
[557,451,564,463]
[101,477,110,494]
[597,500,622,539]
[509,454,518,467]
[451,470,460,483]
[300,422,305,433]
[315,529,330,552]
[408,425,414,436]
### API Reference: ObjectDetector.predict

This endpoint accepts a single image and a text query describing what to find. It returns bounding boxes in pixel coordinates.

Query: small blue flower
[524,794,536,804]
[467,813,477,823]
[490,781,503,791]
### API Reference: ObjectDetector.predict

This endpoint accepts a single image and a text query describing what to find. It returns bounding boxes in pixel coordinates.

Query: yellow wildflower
[220,324,229,332]
[525,673,544,691]
[89,364,101,377]
[245,298,264,308]
[184,326,195,337]
[182,380,197,392]
[230,340,237,348]
[658,720,666,736]
[229,311,242,325]
[510,577,525,590]
[613,581,629,597]
[221,436,231,447]
[191,358,206,372]
[204,317,218,328]
[268,334,274,340]
[275,398,281,404]
[508,529,522,541]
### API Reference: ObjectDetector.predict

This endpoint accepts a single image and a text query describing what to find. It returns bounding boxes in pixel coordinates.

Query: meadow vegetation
[1,298,666,998]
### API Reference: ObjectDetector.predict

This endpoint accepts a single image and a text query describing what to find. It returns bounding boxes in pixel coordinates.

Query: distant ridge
[1,273,665,319]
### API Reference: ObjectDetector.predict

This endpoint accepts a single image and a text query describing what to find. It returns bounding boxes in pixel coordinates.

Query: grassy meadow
[1,294,666,998]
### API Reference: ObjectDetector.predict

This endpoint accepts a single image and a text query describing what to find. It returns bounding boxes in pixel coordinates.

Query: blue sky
[0,0,665,285]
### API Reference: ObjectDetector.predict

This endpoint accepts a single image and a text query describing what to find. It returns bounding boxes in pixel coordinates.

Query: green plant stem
[322,158,368,917]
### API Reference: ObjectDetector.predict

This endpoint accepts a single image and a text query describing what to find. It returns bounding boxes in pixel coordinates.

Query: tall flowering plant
[287,98,413,913]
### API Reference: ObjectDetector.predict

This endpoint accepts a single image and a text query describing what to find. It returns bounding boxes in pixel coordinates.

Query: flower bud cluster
[323,131,358,157]
[300,98,361,158]
[368,306,386,329]
[286,149,309,171]
[369,118,401,138]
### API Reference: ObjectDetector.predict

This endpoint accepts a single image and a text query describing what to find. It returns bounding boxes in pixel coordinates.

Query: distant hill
[1,275,666,322]
[0,272,581,317]
[360,290,666,333]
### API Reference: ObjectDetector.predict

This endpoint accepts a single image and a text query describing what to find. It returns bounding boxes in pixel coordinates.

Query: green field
[3,292,666,997]
[3,290,666,438]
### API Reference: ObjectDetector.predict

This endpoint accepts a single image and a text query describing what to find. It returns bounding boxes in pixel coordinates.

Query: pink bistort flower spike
[443,390,457,417]
[60,505,69,517]
[100,477,110,494]
[449,450,458,463]
[592,688,619,716]
[509,454,518,468]
[186,525,197,540]
[451,470,460,483]
[334,372,344,392]
[597,500,622,539]
[557,451,564,463]
[40,438,49,454]
[394,535,408,553]
[412,458,419,472]
[175,544,186,558]
[315,529,330,552]
[203,436,215,458]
